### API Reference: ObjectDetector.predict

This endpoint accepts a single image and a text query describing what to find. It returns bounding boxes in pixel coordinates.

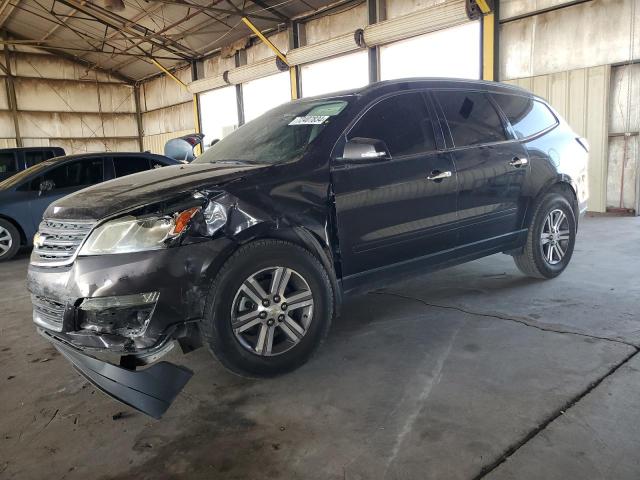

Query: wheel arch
[203,222,343,317]
[0,214,27,245]
[526,176,580,230]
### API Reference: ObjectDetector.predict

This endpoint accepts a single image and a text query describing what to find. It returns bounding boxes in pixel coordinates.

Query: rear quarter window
[491,94,558,139]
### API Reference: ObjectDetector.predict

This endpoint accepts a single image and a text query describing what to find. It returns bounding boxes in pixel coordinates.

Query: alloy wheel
[231,267,314,356]
[0,226,13,257]
[540,209,570,265]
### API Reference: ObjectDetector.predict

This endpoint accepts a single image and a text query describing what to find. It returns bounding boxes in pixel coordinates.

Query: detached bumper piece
[54,341,193,419]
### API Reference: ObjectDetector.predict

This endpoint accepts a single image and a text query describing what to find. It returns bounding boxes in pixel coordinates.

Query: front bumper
[27,238,232,354]
[46,331,192,419]
[28,239,233,417]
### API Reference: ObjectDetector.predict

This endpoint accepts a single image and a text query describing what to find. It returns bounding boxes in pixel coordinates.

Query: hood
[44,162,268,220]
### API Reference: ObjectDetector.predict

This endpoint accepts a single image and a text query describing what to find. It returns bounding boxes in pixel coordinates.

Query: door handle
[427,170,452,182]
[509,157,529,168]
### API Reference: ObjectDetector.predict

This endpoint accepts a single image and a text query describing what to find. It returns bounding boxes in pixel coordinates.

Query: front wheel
[201,240,334,378]
[513,193,577,279]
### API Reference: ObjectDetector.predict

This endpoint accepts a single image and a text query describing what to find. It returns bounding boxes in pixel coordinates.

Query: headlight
[79,207,199,256]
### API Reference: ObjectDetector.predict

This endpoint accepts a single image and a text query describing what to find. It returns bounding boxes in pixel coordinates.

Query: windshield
[194,98,350,165]
[0,159,57,190]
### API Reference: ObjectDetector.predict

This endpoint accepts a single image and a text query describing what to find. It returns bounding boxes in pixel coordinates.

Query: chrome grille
[32,294,66,332]
[31,219,95,266]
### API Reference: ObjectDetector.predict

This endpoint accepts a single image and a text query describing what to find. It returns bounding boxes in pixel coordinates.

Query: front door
[432,90,530,245]
[27,158,105,229]
[331,91,458,280]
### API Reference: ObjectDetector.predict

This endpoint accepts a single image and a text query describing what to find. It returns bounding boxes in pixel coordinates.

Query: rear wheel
[0,219,20,262]
[513,193,576,279]
[201,240,333,378]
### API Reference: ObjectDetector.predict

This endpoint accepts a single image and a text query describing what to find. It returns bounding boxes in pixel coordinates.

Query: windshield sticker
[289,115,330,125]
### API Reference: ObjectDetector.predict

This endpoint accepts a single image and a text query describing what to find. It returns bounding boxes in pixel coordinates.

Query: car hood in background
[44,162,268,220]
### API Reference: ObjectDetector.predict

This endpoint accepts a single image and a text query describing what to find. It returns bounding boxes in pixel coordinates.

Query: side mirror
[209,139,220,148]
[39,179,55,195]
[341,137,391,162]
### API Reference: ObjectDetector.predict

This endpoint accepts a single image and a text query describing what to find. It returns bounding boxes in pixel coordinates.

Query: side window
[434,90,507,147]
[30,159,104,190]
[0,153,17,173]
[150,159,167,169]
[349,92,437,157]
[113,156,150,177]
[491,94,558,139]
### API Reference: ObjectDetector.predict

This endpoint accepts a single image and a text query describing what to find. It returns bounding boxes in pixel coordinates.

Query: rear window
[434,91,507,147]
[113,156,150,177]
[491,94,558,139]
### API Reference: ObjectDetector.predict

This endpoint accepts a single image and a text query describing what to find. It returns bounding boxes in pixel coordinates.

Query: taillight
[576,137,589,153]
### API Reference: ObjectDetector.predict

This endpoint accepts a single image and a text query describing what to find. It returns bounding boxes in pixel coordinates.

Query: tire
[514,192,577,279]
[0,219,20,262]
[201,239,334,378]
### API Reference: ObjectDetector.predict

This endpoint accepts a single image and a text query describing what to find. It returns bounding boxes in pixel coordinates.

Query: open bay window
[301,51,369,97]
[242,72,292,122]
[379,21,481,81]
[199,85,239,149]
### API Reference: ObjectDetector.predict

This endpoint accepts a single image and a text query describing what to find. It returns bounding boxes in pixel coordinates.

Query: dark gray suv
[27,79,589,418]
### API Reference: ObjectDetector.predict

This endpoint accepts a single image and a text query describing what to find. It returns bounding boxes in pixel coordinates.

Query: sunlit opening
[380,22,481,81]
[301,51,369,97]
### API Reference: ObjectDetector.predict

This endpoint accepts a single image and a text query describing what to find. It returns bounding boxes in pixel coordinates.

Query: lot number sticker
[289,115,329,125]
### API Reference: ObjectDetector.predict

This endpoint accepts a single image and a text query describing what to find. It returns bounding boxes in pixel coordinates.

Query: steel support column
[478,0,498,81]
[191,60,203,154]
[134,84,144,152]
[289,21,302,99]
[235,51,246,126]
[2,37,22,147]
[367,0,381,83]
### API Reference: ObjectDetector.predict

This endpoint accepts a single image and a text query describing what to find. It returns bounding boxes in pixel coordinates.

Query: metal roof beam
[55,0,198,60]
[0,0,17,29]
[152,0,285,23]
[4,29,135,84]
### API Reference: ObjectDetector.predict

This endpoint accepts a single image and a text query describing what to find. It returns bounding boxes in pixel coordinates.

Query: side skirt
[341,229,527,295]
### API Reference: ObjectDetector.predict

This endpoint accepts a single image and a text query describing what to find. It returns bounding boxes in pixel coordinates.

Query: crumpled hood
[44,162,268,220]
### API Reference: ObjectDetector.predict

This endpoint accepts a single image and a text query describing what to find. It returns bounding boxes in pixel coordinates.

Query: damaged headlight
[79,207,199,255]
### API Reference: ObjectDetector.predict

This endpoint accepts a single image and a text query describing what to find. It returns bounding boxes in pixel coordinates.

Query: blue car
[0,152,180,261]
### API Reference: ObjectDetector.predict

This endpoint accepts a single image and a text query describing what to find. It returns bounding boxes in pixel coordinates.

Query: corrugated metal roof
[0,0,334,82]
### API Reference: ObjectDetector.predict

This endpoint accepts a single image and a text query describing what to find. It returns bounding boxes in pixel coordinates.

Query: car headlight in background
[79,207,199,256]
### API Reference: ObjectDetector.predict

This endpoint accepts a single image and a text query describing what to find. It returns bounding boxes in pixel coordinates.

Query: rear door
[433,89,530,246]
[27,158,105,227]
[331,90,458,278]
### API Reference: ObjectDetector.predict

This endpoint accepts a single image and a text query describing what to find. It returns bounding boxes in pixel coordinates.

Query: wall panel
[500,0,640,80]
[143,129,193,155]
[504,65,610,212]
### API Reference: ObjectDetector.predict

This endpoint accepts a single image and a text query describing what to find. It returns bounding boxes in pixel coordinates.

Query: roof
[50,151,175,162]
[0,0,338,82]
[302,78,533,102]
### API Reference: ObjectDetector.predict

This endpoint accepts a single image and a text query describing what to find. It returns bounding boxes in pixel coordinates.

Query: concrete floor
[1,215,639,480]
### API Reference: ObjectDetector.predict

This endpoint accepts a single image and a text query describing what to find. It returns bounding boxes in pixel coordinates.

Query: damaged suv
[28,79,588,417]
